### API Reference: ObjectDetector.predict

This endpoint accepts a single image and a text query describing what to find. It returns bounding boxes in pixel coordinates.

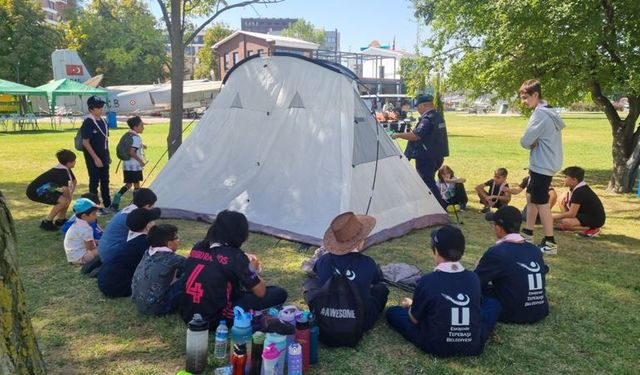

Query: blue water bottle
[308,313,319,365]
[231,306,253,373]
[287,343,302,375]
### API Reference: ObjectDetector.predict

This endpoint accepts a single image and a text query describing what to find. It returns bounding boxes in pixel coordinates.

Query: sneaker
[480,206,490,214]
[39,220,58,231]
[97,207,115,216]
[539,240,558,255]
[54,218,68,227]
[520,231,534,243]
[458,204,466,212]
[577,227,600,238]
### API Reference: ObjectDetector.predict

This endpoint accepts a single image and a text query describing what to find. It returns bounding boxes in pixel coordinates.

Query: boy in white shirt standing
[112,116,146,210]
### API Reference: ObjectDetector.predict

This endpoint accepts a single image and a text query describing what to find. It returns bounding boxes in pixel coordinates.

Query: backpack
[308,258,365,347]
[116,132,135,161]
[74,129,84,151]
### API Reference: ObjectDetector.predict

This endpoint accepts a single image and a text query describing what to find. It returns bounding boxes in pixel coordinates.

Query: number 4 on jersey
[186,264,205,303]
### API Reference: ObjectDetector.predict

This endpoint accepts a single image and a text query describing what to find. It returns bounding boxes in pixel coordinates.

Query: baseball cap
[485,205,522,233]
[87,96,106,108]
[430,225,465,253]
[126,207,162,232]
[415,94,434,105]
[73,198,99,214]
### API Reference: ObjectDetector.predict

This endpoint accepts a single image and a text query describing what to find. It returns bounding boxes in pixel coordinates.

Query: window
[223,54,229,70]
[233,52,239,64]
[257,49,264,56]
[246,50,253,57]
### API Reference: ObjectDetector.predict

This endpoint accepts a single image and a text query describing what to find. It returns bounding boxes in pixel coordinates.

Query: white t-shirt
[63,218,94,262]
[123,133,144,171]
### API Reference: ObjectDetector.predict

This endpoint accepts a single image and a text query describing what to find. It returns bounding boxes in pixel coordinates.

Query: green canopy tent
[36,79,107,114]
[0,79,48,115]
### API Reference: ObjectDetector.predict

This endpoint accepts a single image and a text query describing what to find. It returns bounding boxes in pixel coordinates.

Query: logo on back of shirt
[442,293,471,326]
[517,261,543,291]
[334,268,357,281]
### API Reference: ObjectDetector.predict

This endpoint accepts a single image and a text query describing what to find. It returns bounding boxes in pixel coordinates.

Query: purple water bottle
[287,343,302,375]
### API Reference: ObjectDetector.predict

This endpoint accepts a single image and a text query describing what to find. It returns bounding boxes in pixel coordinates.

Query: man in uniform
[392,94,449,207]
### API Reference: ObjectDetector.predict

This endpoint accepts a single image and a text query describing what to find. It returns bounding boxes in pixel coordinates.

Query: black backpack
[74,129,84,151]
[116,132,135,161]
[308,257,365,347]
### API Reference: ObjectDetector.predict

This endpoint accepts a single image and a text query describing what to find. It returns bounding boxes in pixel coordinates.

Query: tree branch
[600,0,623,65]
[185,0,283,46]
[589,79,621,125]
[156,0,172,39]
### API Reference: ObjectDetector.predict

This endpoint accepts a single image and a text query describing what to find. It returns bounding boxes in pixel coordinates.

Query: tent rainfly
[151,54,449,248]
[0,79,49,98]
[36,79,107,113]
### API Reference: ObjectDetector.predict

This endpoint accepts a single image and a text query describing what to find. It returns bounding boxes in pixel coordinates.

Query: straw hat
[323,212,376,255]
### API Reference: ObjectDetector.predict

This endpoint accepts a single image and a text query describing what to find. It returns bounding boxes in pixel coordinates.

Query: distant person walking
[518,80,565,255]
[392,94,449,207]
[81,96,112,209]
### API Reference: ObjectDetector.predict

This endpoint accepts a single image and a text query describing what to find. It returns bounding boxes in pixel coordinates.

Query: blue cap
[415,94,434,105]
[233,306,252,329]
[73,198,98,214]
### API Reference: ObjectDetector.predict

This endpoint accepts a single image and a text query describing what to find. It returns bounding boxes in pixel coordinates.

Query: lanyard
[87,114,108,150]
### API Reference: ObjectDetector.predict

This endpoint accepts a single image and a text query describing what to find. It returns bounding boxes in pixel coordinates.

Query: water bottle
[261,343,281,375]
[231,306,253,373]
[309,313,319,365]
[231,343,247,375]
[278,306,298,350]
[262,332,286,375]
[185,314,209,374]
[213,320,229,366]
[251,331,265,375]
[294,312,310,372]
[287,343,302,375]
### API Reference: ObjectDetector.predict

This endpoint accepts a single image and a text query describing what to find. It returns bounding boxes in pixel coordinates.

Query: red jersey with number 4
[180,240,261,325]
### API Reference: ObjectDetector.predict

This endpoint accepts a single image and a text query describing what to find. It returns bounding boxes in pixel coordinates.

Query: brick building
[213,31,318,80]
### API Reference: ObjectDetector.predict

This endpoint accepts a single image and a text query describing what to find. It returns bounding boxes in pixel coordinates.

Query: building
[323,29,340,52]
[360,47,414,81]
[213,31,319,80]
[241,18,297,34]
[39,0,75,25]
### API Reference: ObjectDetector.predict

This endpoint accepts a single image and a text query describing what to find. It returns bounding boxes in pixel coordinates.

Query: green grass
[1,113,639,374]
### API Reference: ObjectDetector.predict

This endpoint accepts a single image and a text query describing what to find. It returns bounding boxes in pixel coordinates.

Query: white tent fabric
[151,54,448,247]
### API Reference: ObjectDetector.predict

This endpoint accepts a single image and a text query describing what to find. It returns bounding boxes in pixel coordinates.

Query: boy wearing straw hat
[306,212,389,332]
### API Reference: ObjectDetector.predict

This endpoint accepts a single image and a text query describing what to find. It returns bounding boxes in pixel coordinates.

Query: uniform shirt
[63,218,94,263]
[80,115,109,160]
[97,233,149,297]
[132,248,186,315]
[313,252,383,306]
[483,179,509,197]
[26,166,76,198]
[475,238,549,323]
[180,241,261,324]
[98,204,137,264]
[122,133,144,171]
[410,266,484,357]
[570,184,605,224]
[404,109,449,160]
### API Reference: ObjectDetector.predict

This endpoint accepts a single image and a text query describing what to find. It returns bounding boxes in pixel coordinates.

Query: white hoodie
[520,102,566,176]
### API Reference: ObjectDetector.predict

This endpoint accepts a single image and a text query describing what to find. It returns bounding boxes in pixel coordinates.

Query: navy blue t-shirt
[410,270,484,357]
[80,116,109,160]
[97,234,149,298]
[404,109,449,160]
[313,252,383,306]
[475,241,549,323]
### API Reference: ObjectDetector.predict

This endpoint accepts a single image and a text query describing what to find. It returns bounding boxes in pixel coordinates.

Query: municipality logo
[518,261,543,291]
[442,293,471,326]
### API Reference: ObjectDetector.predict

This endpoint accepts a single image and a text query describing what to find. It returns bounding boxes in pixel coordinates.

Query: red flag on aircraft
[66,64,84,76]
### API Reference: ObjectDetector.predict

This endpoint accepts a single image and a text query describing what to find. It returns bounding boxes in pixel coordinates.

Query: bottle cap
[252,331,265,344]
[233,306,252,329]
[220,320,226,325]
[188,313,209,332]
[278,305,298,323]
[233,343,247,356]
[262,343,280,360]
[288,342,302,356]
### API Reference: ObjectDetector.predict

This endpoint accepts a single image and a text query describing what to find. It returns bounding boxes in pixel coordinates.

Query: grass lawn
[1,113,639,374]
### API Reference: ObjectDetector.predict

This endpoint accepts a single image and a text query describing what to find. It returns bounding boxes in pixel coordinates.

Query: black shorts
[123,170,143,184]
[526,171,553,204]
[577,213,605,228]
[27,190,62,205]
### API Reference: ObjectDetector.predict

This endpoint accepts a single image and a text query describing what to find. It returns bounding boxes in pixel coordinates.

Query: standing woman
[81,96,112,210]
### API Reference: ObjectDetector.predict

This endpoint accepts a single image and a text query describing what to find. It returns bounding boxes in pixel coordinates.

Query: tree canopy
[281,19,325,45]
[413,0,640,192]
[194,23,233,80]
[62,0,167,86]
[0,0,62,86]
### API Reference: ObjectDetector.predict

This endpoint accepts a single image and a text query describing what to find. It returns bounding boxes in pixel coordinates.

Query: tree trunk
[167,0,185,158]
[0,192,47,374]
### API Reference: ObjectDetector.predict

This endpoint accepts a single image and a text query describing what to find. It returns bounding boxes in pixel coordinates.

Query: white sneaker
[521,231,534,243]
[539,241,558,255]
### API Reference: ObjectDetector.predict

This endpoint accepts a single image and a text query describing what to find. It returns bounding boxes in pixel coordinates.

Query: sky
[146,0,426,53]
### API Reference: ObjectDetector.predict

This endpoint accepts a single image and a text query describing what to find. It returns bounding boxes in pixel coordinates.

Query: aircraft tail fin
[51,49,92,83]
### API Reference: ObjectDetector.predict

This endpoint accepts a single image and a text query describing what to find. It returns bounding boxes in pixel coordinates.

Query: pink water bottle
[261,343,281,375]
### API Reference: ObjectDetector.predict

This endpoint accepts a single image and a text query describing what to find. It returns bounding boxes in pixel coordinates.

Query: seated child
[386,225,485,357]
[475,167,511,213]
[98,188,157,265]
[180,210,287,325]
[132,224,186,315]
[63,198,99,265]
[61,192,103,240]
[553,166,606,237]
[97,207,161,298]
[476,206,549,324]
[26,149,77,231]
[437,165,468,210]
[305,212,389,333]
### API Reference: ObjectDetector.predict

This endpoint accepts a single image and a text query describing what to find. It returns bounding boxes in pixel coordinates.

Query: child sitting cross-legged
[386,225,487,357]
[437,165,468,210]
[475,168,511,213]
[63,198,100,265]
[132,224,186,315]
